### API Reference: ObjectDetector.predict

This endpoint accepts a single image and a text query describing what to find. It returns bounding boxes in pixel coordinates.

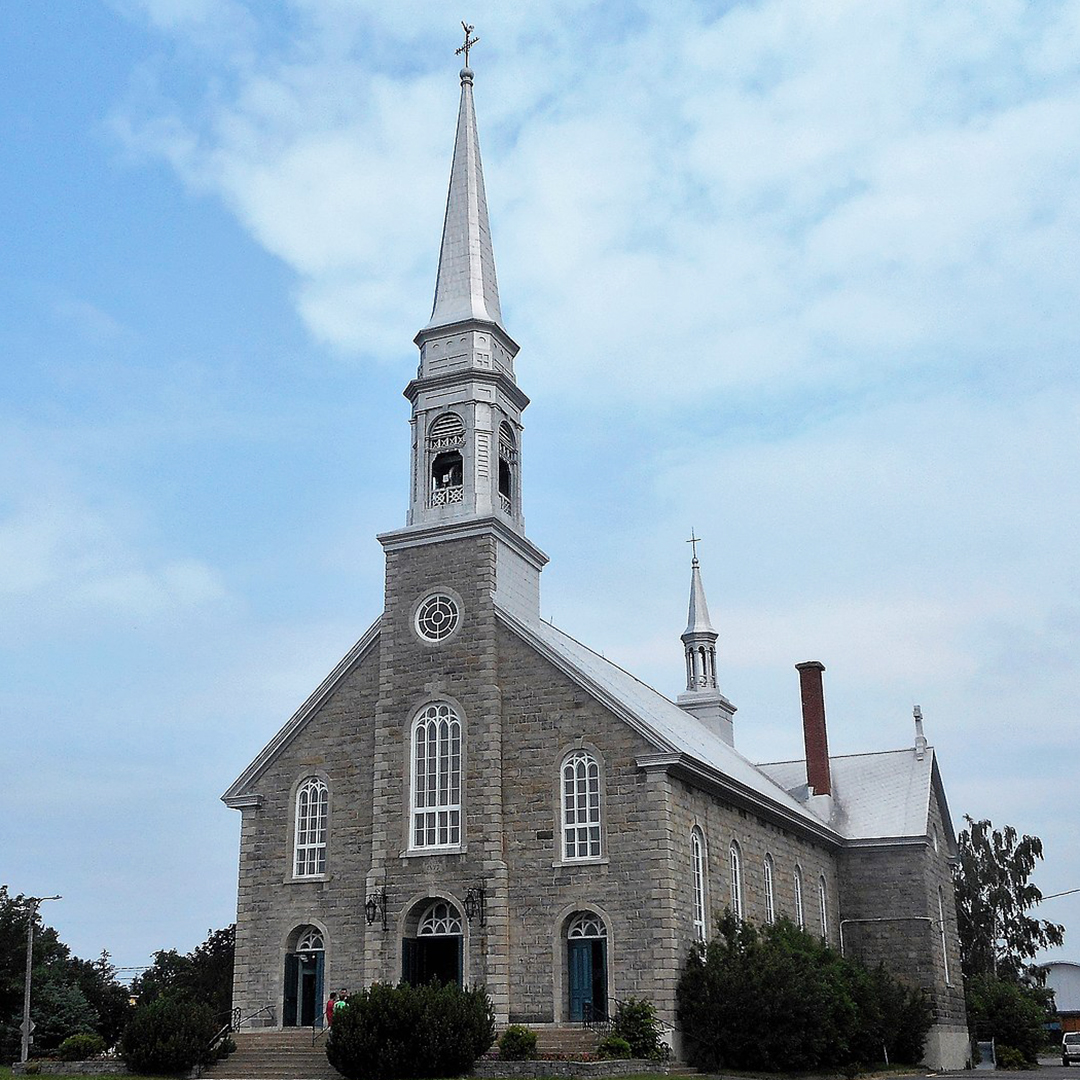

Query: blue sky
[2,0,1078,975]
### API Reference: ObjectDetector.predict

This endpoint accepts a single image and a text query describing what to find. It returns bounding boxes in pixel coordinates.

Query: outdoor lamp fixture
[463,887,486,926]
[364,889,387,930]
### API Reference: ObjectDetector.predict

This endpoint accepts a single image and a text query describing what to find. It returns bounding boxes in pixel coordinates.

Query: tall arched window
[763,854,776,924]
[294,777,328,877]
[411,703,462,849]
[561,750,601,860]
[794,866,805,929]
[938,887,952,985]
[818,876,829,941]
[691,829,707,941]
[729,841,743,921]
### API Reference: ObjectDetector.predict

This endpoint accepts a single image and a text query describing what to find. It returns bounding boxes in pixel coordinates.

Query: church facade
[223,62,969,1070]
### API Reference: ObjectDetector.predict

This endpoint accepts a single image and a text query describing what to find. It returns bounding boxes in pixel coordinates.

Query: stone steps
[202,1029,340,1080]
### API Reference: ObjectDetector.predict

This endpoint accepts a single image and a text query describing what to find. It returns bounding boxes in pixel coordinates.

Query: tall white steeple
[676,541,737,745]
[404,62,529,535]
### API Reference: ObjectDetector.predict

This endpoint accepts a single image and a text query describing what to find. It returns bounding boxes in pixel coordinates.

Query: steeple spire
[676,542,737,745]
[425,63,503,331]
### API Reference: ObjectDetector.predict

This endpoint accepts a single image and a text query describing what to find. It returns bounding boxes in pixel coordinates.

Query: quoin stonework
[222,56,969,1071]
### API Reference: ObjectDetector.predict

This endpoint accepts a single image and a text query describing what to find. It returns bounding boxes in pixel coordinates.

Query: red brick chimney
[796,661,831,796]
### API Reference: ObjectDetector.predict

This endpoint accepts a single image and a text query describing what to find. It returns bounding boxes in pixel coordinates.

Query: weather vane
[686,529,703,561]
[456,21,479,66]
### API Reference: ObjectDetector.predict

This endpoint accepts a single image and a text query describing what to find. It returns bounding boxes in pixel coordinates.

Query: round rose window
[415,593,460,641]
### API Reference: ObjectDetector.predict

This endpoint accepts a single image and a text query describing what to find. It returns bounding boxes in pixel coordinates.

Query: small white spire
[913,704,927,760]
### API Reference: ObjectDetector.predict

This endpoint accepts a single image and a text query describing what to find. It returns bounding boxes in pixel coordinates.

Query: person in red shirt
[325,992,337,1027]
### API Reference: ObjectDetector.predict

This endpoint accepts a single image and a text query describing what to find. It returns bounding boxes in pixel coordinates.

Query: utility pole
[21,895,61,1064]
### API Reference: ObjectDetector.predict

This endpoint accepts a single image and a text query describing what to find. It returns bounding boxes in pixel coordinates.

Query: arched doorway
[283,926,325,1027]
[566,912,607,1022]
[402,899,463,987]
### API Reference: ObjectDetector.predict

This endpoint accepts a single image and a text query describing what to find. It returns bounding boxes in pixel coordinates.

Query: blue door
[568,938,607,1021]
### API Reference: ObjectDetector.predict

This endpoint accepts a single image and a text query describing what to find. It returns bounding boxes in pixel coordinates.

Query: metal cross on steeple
[686,529,703,562]
[456,21,479,66]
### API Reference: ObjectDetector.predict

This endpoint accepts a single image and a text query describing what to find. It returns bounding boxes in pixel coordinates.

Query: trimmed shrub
[59,1033,107,1060]
[966,974,1051,1066]
[326,981,495,1080]
[677,911,932,1073]
[597,1035,632,1060]
[995,1045,1032,1070]
[120,993,217,1074]
[611,997,668,1060]
[498,1025,538,1060]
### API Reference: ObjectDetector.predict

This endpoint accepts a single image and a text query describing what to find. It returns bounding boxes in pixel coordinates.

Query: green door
[568,939,607,1021]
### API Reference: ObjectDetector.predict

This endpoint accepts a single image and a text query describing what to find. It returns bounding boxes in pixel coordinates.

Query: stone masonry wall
[231,645,379,1022]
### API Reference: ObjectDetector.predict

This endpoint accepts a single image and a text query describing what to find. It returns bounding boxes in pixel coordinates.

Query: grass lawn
[0,1070,160,1080]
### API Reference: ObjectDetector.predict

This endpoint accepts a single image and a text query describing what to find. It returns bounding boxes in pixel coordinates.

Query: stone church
[222,59,969,1070]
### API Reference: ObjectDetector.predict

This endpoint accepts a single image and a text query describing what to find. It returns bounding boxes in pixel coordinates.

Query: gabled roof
[221,617,381,806]
[758,747,954,847]
[496,603,840,840]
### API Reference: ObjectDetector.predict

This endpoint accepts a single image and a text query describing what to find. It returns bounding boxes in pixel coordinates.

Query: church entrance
[566,912,607,1022]
[283,926,325,1027]
[402,900,463,987]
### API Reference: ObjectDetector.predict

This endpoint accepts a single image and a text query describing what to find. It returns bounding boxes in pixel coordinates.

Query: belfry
[222,46,969,1069]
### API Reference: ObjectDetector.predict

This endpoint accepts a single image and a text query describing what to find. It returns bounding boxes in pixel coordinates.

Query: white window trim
[729,841,743,921]
[763,853,776,924]
[561,750,603,861]
[939,887,952,985]
[410,702,463,852]
[794,866,805,929]
[818,875,829,941]
[691,829,707,941]
[293,777,328,878]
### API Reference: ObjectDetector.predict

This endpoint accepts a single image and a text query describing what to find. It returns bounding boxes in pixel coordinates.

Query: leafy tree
[965,973,1053,1065]
[0,886,130,1057]
[120,993,217,1074]
[954,817,1064,982]
[677,911,931,1072]
[130,925,234,1021]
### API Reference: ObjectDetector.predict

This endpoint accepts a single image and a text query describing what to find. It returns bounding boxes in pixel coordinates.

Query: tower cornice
[403,368,530,412]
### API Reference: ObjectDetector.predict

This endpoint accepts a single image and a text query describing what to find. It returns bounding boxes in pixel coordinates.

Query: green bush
[995,1045,1033,1070]
[597,1034,632,1060]
[120,993,217,1074]
[326,982,495,1080]
[58,1033,107,1060]
[498,1025,538,1060]
[611,997,668,1060]
[677,911,932,1072]
[966,974,1051,1066]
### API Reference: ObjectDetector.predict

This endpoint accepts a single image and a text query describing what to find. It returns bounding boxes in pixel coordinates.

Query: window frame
[818,875,829,941]
[691,828,707,941]
[293,776,329,879]
[763,853,776,924]
[794,865,805,929]
[409,702,463,852]
[729,840,743,921]
[560,749,603,862]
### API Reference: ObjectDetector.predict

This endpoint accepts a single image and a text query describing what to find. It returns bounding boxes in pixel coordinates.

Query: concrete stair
[202,1028,342,1080]
[525,1025,602,1058]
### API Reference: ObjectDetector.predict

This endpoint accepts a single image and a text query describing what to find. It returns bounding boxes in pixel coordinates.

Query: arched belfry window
[497,421,516,515]
[411,703,462,849]
[294,777,328,877]
[428,413,465,506]
[561,750,602,860]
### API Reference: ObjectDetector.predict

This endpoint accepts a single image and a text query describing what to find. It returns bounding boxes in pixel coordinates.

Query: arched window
[428,414,465,506]
[729,841,743,921]
[793,866,805,929]
[296,927,324,952]
[497,421,516,513]
[561,750,602,860]
[567,912,607,939]
[417,900,463,936]
[938,887,951,985]
[818,876,829,941]
[411,703,462,849]
[763,854,776,924]
[691,829,707,941]
[294,777,328,877]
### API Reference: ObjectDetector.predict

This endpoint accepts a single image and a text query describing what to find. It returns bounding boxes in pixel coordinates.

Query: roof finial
[456,21,479,70]
[686,528,703,565]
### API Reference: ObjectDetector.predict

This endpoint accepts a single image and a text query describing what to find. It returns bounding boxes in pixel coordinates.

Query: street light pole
[21,895,61,1064]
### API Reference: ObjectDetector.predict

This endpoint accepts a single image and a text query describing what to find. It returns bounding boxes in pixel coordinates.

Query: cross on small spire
[456,21,479,66]
[686,529,703,562]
